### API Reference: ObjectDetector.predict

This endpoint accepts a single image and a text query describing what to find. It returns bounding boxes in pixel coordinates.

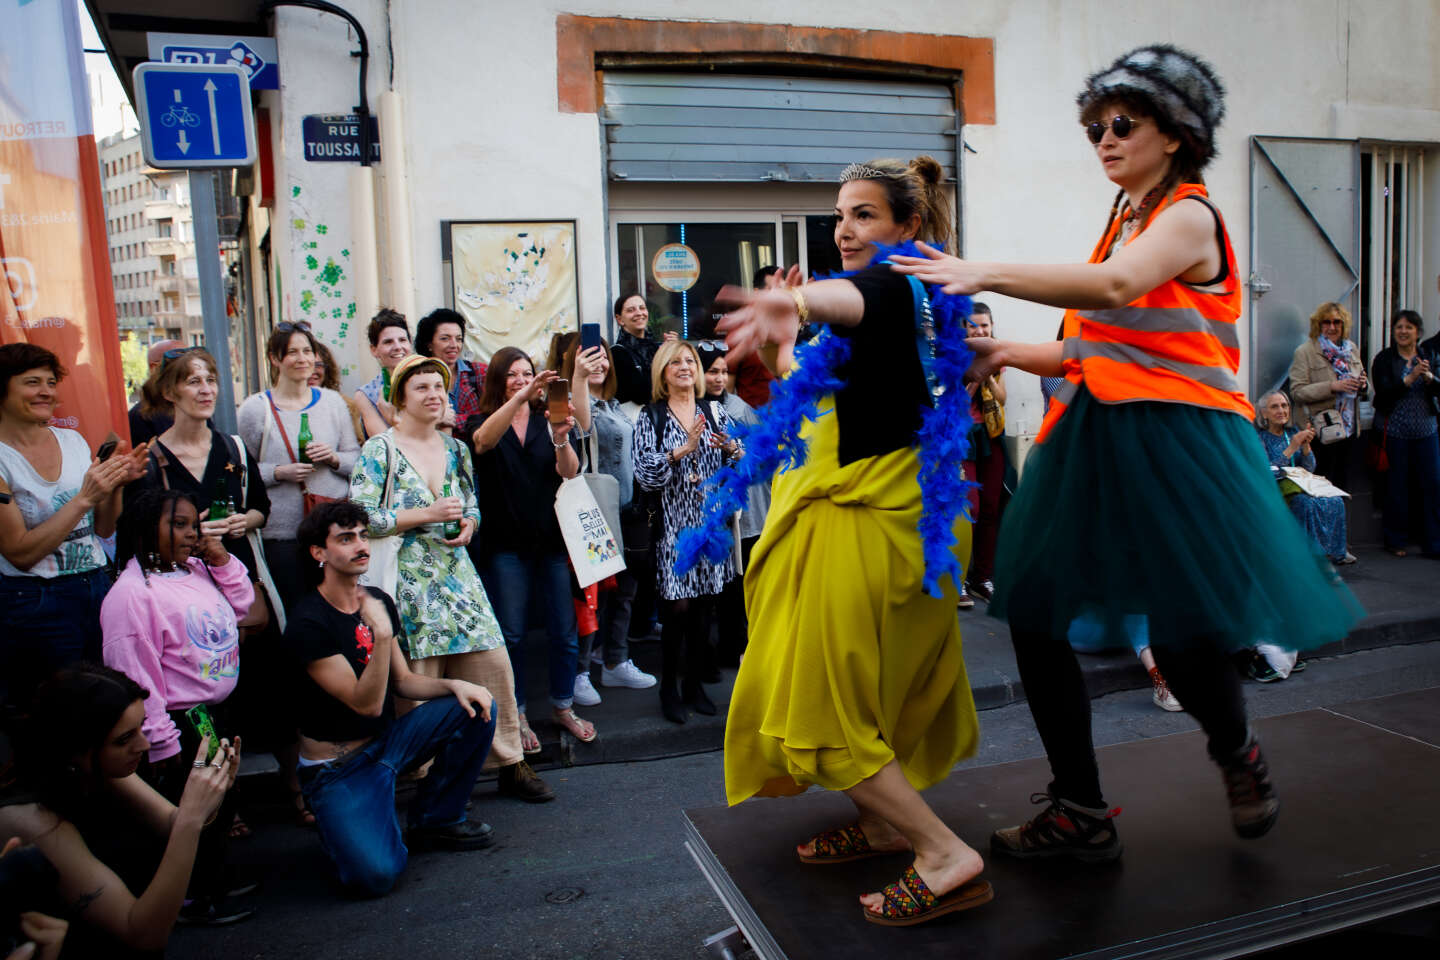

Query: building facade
[88,0,1440,441]
[98,131,203,345]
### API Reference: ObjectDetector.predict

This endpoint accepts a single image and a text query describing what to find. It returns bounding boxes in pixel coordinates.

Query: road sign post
[133,62,257,433]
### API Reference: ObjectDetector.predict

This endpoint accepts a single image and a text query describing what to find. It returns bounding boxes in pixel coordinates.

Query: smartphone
[96,432,120,462]
[581,322,602,352]
[185,703,220,762]
[548,382,571,424]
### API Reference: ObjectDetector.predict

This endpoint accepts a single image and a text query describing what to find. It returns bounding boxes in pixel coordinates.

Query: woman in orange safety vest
[893,44,1360,863]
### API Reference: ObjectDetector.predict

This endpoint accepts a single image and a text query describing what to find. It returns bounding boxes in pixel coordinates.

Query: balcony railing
[146,237,192,258]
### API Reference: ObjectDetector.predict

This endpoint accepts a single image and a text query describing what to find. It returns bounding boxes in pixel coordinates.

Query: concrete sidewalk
[515,540,1440,770]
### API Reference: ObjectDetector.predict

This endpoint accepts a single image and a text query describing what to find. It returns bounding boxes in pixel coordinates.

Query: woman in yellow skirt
[715,156,990,926]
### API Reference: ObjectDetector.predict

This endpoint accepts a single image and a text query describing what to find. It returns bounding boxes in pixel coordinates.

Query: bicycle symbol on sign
[160,105,201,128]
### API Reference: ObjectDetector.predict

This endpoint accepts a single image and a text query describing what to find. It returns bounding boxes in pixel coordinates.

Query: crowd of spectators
[5,280,1436,953]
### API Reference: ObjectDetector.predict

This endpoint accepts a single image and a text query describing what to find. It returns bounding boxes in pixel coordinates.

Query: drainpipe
[378,90,415,323]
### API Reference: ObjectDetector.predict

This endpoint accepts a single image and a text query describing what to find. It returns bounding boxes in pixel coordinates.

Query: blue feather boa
[673,242,980,598]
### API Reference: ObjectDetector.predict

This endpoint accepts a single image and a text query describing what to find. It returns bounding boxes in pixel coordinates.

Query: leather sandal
[797,823,891,864]
[517,718,541,755]
[863,864,993,927]
[553,708,597,743]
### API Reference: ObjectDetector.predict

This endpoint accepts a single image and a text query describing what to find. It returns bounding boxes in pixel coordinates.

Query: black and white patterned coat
[633,402,739,600]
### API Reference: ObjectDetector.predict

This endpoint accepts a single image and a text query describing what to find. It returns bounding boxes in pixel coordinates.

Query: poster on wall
[442,220,579,365]
[0,0,129,450]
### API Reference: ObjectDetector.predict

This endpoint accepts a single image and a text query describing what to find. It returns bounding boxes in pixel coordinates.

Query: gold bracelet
[787,286,809,325]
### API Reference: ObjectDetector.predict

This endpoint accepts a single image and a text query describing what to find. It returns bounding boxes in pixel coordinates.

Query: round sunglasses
[1086,115,1147,144]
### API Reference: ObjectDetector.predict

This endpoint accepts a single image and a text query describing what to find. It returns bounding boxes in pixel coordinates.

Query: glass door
[614,215,804,339]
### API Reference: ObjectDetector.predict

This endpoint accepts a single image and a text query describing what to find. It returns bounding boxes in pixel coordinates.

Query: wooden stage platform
[684,688,1440,959]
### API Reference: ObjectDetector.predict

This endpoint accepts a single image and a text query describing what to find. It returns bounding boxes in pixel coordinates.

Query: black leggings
[659,595,716,690]
[1010,627,1249,807]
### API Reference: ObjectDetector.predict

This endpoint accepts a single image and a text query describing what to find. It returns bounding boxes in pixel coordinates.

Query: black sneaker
[497,760,555,803]
[1220,738,1280,839]
[967,579,995,603]
[176,897,255,927]
[991,791,1123,863]
[408,819,495,852]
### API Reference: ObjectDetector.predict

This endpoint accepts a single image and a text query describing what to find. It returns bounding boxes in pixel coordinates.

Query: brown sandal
[797,823,890,864]
[863,864,993,927]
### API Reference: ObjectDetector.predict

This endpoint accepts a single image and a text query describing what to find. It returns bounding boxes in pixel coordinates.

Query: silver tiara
[839,162,887,183]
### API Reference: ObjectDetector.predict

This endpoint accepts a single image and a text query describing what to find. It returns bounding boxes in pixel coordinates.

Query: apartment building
[98,131,202,343]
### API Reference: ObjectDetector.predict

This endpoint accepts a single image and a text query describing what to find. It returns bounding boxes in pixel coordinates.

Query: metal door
[1248,137,1359,398]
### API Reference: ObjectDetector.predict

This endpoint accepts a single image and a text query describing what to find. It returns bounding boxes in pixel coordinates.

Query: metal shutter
[602,72,958,183]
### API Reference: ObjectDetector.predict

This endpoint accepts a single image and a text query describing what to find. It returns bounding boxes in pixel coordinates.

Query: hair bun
[909,155,944,186]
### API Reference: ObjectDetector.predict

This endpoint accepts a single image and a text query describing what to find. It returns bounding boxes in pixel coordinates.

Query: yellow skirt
[723,400,980,805]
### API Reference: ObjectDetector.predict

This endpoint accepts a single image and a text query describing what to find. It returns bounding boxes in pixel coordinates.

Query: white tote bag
[359,436,403,598]
[554,474,626,589]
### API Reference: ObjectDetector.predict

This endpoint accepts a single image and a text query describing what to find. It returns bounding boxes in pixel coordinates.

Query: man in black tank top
[288,500,497,897]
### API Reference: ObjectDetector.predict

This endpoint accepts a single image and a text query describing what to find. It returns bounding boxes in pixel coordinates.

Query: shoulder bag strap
[265,391,300,464]
[226,434,249,510]
[380,435,397,513]
[148,444,172,490]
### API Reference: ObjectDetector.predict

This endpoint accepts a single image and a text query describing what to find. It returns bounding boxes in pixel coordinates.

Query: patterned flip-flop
[797,823,887,864]
[863,864,993,927]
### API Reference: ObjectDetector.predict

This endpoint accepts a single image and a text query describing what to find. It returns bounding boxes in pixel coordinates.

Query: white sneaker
[573,672,601,706]
[600,659,657,689]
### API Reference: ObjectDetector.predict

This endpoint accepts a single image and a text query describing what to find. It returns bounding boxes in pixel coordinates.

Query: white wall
[265,0,1440,403]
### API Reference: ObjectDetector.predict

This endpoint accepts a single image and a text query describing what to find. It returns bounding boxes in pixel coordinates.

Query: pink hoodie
[100,555,254,762]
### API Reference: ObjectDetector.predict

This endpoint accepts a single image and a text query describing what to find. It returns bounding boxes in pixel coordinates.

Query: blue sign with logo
[146,32,280,90]
[133,63,257,169]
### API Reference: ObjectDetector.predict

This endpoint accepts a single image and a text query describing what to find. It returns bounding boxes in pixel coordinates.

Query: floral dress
[349,431,504,660]
[633,402,739,600]
[1258,427,1348,562]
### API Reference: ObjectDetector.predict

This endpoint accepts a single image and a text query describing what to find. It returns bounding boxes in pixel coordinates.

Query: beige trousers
[407,647,523,770]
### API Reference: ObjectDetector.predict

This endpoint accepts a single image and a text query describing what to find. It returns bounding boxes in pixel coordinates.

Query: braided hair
[115,488,206,584]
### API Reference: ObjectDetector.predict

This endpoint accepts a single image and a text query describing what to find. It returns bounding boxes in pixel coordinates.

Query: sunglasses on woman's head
[1085,115,1146,144]
[275,321,311,334]
[160,346,200,369]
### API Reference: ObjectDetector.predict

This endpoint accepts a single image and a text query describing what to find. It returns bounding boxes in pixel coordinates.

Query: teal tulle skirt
[988,387,1363,652]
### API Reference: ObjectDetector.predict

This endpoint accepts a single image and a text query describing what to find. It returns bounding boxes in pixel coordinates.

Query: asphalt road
[172,640,1440,960]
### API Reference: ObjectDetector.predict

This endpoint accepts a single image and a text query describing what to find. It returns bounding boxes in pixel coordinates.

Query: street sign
[133,62,257,169]
[146,32,280,90]
[301,114,381,163]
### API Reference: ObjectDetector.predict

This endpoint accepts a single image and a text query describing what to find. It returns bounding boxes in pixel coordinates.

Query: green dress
[349,432,504,660]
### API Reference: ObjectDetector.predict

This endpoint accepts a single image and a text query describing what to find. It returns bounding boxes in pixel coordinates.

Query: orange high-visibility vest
[1036,183,1252,444]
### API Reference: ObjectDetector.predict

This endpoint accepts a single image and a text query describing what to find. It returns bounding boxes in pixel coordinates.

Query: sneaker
[601,659,657,689]
[497,760,555,803]
[176,897,255,926]
[408,819,495,851]
[956,591,975,610]
[1149,667,1182,712]
[967,579,994,603]
[1241,650,1282,683]
[991,791,1123,863]
[589,648,605,667]
[1220,738,1280,839]
[573,672,601,706]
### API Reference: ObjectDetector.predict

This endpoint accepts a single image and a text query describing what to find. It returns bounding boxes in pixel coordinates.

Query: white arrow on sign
[177,129,190,154]
[204,79,220,154]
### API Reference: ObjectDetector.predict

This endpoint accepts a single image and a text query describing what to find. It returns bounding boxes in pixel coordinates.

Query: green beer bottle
[381,366,392,402]
[442,482,461,539]
[296,412,313,464]
[209,476,231,520]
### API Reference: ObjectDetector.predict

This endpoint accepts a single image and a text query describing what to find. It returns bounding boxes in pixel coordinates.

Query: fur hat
[1076,44,1226,167]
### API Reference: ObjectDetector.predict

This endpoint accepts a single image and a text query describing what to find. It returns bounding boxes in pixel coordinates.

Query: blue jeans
[480,551,578,710]
[0,568,110,709]
[298,699,496,897]
[1383,432,1440,554]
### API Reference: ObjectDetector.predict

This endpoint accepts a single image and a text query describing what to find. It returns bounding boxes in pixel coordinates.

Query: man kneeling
[290,500,497,897]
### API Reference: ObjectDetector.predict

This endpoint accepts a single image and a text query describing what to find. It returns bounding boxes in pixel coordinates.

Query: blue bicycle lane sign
[133,62,257,169]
